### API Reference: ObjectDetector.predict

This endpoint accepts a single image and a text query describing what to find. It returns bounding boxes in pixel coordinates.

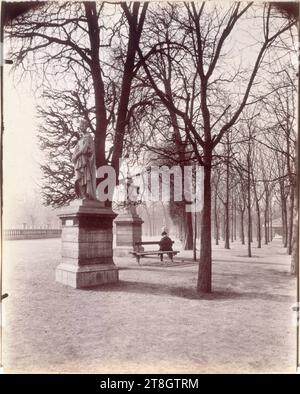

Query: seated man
[159,231,173,262]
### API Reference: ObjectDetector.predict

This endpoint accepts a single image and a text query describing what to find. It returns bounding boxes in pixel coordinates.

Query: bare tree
[137,2,295,292]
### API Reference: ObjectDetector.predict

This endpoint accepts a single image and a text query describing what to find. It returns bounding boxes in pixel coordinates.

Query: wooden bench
[130,241,179,265]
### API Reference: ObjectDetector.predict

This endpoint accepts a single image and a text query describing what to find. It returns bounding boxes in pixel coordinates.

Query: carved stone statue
[72,120,97,200]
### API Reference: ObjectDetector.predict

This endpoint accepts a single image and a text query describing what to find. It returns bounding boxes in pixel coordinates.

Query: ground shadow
[213,258,288,267]
[135,255,290,268]
[127,257,197,266]
[82,280,294,302]
[120,266,196,275]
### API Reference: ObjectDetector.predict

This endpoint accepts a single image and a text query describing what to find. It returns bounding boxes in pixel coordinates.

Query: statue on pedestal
[124,176,139,215]
[72,120,97,200]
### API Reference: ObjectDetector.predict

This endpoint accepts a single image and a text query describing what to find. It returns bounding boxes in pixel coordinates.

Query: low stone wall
[3,229,62,240]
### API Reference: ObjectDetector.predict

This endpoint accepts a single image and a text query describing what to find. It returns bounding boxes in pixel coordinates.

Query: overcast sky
[3,66,43,226]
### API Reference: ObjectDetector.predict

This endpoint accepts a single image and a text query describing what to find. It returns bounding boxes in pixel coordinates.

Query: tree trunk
[165,71,194,249]
[111,3,148,179]
[291,217,298,274]
[160,201,168,228]
[143,205,152,236]
[256,201,261,248]
[234,199,237,241]
[222,213,226,241]
[240,210,245,245]
[178,220,184,243]
[288,184,295,255]
[267,200,271,242]
[224,202,230,248]
[269,203,273,241]
[290,133,298,274]
[247,152,251,257]
[197,161,212,294]
[264,208,268,244]
[281,203,285,245]
[224,159,230,249]
[183,210,194,250]
[214,192,219,245]
[193,211,197,261]
[231,196,234,243]
[247,205,252,257]
[85,3,108,170]
[252,172,261,248]
[282,199,288,247]
[264,194,269,245]
[151,204,156,236]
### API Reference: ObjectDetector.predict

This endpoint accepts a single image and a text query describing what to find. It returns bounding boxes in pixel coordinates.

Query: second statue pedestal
[114,210,144,257]
[56,199,118,288]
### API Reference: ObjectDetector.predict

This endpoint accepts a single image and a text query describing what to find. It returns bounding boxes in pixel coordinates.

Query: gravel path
[2,237,297,373]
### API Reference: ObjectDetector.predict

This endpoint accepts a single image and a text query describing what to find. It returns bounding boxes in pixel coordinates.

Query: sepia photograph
[0,0,299,374]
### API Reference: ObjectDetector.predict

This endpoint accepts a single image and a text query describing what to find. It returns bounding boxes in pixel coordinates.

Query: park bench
[130,241,179,265]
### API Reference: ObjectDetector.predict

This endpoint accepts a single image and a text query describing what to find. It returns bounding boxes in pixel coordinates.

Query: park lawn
[2,237,297,373]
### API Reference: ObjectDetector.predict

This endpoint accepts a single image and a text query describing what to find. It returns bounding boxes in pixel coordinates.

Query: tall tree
[137,2,295,292]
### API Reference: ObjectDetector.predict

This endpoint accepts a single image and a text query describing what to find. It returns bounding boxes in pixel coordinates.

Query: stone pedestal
[114,210,144,257]
[56,199,118,288]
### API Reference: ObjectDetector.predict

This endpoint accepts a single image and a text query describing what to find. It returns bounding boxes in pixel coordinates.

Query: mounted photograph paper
[0,0,299,374]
